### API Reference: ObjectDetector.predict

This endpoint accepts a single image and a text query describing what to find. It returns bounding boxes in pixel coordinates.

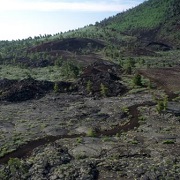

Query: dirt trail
[139,67,180,93]
[97,101,155,136]
[0,101,155,164]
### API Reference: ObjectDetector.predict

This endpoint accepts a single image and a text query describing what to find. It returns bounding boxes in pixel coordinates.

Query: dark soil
[139,67,180,93]
[0,134,84,165]
[125,47,158,56]
[2,38,106,68]
[147,42,173,51]
[28,38,105,53]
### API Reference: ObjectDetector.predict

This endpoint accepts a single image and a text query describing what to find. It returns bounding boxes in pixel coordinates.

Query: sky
[0,0,145,41]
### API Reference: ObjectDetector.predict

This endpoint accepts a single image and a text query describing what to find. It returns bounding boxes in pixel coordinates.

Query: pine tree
[54,83,59,93]
[100,83,108,97]
[86,80,93,94]
[133,73,142,86]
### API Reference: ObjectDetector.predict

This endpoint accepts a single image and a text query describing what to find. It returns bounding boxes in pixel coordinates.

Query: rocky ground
[0,89,180,179]
[0,61,180,179]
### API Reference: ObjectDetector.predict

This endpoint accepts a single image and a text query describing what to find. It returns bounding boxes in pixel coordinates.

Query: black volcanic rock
[167,102,180,116]
[28,38,105,53]
[0,78,54,102]
[78,61,126,97]
[147,42,172,51]
[0,78,76,102]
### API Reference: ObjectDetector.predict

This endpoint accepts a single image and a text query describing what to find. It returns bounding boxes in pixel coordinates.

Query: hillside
[0,0,180,56]
[0,0,180,179]
[1,0,179,65]
[98,0,180,48]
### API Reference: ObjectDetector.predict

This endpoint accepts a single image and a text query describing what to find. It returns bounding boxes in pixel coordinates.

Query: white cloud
[0,0,141,12]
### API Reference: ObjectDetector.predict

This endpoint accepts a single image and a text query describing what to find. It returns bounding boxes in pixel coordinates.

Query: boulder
[167,102,180,116]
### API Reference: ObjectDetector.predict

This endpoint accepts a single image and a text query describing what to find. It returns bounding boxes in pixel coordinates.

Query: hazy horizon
[0,0,145,41]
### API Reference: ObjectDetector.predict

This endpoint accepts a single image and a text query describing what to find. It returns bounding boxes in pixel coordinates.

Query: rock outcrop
[78,61,126,97]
